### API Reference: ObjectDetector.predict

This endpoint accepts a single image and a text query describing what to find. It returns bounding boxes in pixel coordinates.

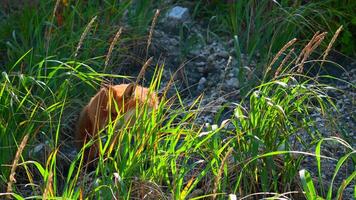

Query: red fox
[75,83,159,166]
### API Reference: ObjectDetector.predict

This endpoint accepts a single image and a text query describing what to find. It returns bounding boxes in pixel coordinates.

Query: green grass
[0,0,161,70]
[2,54,354,199]
[0,0,355,199]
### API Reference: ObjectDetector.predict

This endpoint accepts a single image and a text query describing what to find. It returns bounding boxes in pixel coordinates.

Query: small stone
[153,30,162,37]
[228,39,235,46]
[226,78,239,88]
[169,38,179,46]
[203,116,213,123]
[216,59,225,67]
[195,62,206,66]
[211,124,218,130]
[197,67,205,73]
[33,143,45,154]
[216,50,229,58]
[197,77,207,91]
[190,49,201,56]
[207,54,215,63]
[229,48,236,54]
[219,73,225,79]
[167,6,189,23]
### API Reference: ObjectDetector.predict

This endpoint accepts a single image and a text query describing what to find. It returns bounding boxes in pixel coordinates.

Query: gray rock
[190,49,201,57]
[216,50,229,58]
[197,67,205,73]
[203,116,213,123]
[169,38,179,46]
[194,61,207,73]
[207,54,215,63]
[197,77,207,91]
[195,61,206,67]
[166,6,189,26]
[226,77,239,88]
[33,143,45,154]
[229,49,236,55]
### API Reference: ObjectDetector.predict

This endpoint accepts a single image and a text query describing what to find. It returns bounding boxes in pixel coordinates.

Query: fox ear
[123,83,135,99]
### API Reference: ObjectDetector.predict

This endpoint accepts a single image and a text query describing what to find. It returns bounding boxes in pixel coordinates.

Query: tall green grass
[0,0,161,70]
[0,52,128,191]
[2,34,354,200]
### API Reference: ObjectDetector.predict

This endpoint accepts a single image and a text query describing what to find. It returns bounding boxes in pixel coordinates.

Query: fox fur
[75,83,159,166]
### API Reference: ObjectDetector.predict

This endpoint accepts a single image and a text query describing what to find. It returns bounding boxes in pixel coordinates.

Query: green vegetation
[193,0,356,87]
[0,0,355,199]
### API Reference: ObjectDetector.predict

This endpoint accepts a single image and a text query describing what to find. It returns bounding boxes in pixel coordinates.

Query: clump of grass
[231,30,353,199]
[229,74,333,195]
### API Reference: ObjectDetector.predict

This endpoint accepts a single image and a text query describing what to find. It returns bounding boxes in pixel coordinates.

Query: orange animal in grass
[75,83,159,166]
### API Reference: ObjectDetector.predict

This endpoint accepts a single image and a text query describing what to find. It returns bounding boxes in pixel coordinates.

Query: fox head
[75,83,159,166]
[86,83,158,131]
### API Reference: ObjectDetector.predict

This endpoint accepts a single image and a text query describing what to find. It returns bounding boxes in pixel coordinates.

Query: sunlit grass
[1,44,354,200]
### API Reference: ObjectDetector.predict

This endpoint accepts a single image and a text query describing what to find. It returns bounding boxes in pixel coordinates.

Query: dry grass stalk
[43,171,53,199]
[212,147,233,200]
[51,0,61,22]
[322,25,343,65]
[146,9,160,58]
[105,27,123,69]
[45,0,60,43]
[296,32,327,73]
[79,187,83,200]
[224,56,233,80]
[225,56,233,74]
[136,57,153,85]
[295,31,320,64]
[219,56,233,95]
[266,38,297,74]
[6,134,29,198]
[74,16,97,58]
[274,48,294,78]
